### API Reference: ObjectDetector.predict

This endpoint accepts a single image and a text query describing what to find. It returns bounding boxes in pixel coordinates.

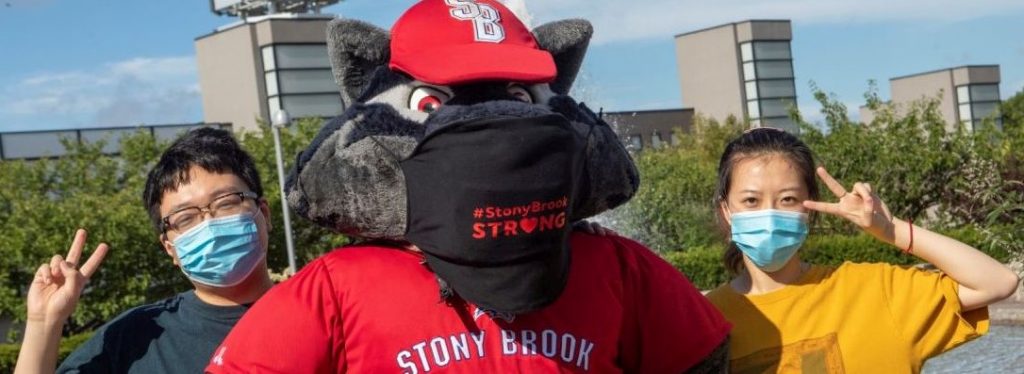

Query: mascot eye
[508,85,533,103]
[409,87,450,113]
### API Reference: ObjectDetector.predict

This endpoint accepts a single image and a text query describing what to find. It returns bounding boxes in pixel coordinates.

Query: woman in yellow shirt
[704,128,1019,373]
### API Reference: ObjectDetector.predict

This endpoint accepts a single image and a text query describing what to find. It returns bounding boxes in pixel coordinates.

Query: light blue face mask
[172,212,264,287]
[730,209,809,273]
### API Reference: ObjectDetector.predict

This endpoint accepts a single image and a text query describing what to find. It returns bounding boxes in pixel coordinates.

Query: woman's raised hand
[802,166,896,245]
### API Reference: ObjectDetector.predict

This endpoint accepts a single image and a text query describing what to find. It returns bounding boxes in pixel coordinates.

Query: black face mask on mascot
[397,113,589,314]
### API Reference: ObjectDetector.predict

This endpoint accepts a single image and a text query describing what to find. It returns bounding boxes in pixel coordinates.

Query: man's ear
[258,198,273,232]
[160,234,181,267]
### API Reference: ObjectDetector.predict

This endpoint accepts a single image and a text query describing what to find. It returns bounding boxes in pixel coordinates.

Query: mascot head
[286,0,639,314]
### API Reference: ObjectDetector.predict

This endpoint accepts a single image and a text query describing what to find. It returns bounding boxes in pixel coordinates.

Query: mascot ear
[532,19,593,95]
[327,19,391,108]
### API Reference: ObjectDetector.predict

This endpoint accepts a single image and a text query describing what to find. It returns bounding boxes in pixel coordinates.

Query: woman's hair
[713,128,819,275]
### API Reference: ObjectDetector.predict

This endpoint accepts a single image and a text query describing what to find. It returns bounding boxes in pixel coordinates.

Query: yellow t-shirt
[706,262,988,374]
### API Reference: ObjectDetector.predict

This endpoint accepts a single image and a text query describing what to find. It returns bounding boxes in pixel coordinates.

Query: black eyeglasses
[161,191,259,234]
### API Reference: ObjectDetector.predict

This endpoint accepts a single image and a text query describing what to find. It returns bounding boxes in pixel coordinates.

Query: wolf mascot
[206,1,730,372]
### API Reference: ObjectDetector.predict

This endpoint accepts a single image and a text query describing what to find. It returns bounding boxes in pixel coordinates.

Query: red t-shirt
[205,233,730,373]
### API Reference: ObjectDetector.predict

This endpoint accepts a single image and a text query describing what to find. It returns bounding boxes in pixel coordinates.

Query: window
[281,94,345,118]
[955,84,1002,130]
[627,134,643,150]
[971,102,999,121]
[763,117,799,133]
[264,72,279,96]
[745,81,758,100]
[738,40,797,130]
[758,80,796,98]
[740,42,753,62]
[651,131,663,148]
[755,61,794,79]
[1,131,74,159]
[261,47,276,71]
[970,84,1000,102]
[742,62,756,81]
[273,45,331,69]
[958,104,972,122]
[753,42,791,60]
[277,70,337,94]
[759,98,795,118]
[80,129,133,154]
[956,86,970,104]
[262,44,343,119]
[747,100,761,118]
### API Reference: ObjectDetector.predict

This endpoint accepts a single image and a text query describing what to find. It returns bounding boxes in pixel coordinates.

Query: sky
[1,0,1023,132]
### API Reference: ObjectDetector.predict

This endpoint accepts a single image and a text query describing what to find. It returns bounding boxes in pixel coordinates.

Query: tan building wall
[196,15,333,133]
[675,25,745,122]
[196,23,265,133]
[675,20,796,131]
[890,70,958,127]
[868,65,1001,130]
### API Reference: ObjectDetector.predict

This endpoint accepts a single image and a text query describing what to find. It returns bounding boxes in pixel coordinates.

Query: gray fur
[327,19,391,107]
[289,17,637,240]
[291,114,417,238]
[533,19,593,95]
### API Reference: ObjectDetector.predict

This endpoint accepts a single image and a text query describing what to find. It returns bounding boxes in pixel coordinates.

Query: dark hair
[713,128,819,275]
[143,127,263,232]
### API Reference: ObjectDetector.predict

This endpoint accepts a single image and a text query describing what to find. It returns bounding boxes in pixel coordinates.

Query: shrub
[0,331,94,372]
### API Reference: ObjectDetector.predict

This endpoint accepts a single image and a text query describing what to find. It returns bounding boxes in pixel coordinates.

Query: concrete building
[195,13,342,133]
[861,65,1002,131]
[0,123,230,161]
[604,108,694,151]
[675,20,799,132]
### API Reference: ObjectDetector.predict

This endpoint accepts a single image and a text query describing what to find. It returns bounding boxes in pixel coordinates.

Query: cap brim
[390,43,557,86]
[423,243,570,314]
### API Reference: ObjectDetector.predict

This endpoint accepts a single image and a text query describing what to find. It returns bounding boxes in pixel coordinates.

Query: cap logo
[445,0,506,43]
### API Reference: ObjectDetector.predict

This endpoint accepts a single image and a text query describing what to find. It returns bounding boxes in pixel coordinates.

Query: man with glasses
[14,128,275,374]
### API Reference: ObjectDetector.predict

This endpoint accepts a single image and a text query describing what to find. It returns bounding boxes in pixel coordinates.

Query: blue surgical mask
[730,209,809,273]
[172,212,264,287]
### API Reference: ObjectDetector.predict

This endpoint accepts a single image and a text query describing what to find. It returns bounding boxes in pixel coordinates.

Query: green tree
[0,120,349,340]
[617,84,1023,289]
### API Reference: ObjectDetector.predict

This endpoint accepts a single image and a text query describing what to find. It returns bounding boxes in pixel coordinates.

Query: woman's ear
[718,200,733,226]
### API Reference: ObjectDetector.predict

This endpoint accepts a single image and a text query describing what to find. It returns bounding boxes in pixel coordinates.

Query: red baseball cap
[389,0,557,86]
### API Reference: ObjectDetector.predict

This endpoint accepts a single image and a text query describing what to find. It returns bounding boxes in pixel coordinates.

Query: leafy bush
[0,119,349,340]
[630,86,1024,289]
[662,225,1014,290]
[0,331,94,372]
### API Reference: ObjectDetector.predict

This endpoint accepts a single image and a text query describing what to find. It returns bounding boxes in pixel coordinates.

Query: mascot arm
[205,260,341,374]
[614,237,732,373]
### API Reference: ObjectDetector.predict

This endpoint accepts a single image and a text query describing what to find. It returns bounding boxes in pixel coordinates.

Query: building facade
[674,20,799,132]
[0,123,229,161]
[195,14,342,133]
[604,108,694,151]
[861,65,1001,131]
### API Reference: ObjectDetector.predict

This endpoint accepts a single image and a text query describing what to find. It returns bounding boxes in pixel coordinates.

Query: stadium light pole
[271,109,298,275]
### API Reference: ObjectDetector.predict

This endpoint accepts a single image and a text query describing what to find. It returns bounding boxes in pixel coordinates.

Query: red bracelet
[903,219,914,254]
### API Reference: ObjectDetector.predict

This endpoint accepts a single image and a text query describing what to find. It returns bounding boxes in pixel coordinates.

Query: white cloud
[520,0,1024,44]
[1,56,201,129]
[498,0,535,29]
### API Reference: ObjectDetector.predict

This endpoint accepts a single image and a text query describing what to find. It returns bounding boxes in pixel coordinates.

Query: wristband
[903,219,914,254]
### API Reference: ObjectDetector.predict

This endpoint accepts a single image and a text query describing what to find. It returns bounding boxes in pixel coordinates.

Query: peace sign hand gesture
[802,167,897,245]
[26,229,109,327]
